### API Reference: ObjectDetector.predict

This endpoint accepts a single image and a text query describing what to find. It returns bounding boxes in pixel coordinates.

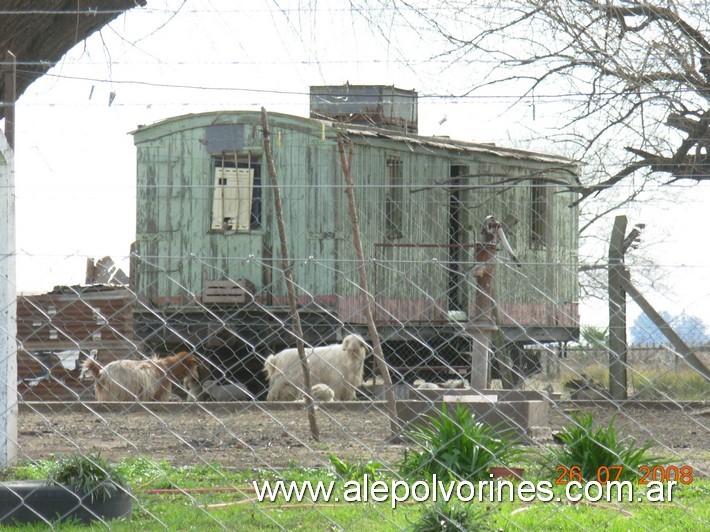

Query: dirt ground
[14,400,710,477]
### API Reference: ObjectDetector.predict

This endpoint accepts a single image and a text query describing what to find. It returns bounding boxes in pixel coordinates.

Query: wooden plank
[19,340,136,352]
[623,276,710,382]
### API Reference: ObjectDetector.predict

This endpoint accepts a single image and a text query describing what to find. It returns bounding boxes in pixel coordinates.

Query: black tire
[0,480,132,525]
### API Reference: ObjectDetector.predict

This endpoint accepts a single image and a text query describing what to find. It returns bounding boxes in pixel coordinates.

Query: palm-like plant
[549,412,667,481]
[399,404,524,482]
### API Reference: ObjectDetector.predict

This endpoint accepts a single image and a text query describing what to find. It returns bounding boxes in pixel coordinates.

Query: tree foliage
[630,311,710,346]
[580,325,609,347]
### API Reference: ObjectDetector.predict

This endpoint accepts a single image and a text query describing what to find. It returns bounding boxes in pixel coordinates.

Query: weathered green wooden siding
[133,112,341,308]
[338,142,453,321]
[457,162,579,328]
[132,110,579,333]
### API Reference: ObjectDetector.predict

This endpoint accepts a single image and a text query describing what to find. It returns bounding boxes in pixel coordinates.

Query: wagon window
[530,179,547,247]
[211,154,262,232]
[385,156,404,238]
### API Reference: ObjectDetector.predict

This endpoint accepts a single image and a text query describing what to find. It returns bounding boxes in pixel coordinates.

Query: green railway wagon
[130,86,580,395]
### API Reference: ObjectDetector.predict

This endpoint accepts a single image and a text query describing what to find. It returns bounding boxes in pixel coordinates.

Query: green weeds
[399,404,525,482]
[547,412,667,481]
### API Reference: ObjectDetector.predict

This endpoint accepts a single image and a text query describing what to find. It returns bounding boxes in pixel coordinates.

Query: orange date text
[554,465,693,485]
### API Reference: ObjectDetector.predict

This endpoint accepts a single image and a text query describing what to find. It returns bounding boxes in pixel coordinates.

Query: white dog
[264,334,370,401]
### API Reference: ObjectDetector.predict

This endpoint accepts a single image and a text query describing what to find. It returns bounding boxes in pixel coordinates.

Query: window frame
[385,155,404,239]
[211,153,262,232]
[530,178,547,248]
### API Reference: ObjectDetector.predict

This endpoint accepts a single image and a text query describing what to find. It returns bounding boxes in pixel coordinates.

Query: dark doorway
[448,165,469,314]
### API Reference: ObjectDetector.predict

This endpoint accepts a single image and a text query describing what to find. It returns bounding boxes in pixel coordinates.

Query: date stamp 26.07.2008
[554,465,694,485]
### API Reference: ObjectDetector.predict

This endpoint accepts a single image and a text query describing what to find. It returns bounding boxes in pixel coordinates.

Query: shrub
[399,404,524,482]
[48,452,130,502]
[549,412,667,481]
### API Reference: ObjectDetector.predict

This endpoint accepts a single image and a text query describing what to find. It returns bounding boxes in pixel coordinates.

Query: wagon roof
[337,122,579,166]
[131,109,579,167]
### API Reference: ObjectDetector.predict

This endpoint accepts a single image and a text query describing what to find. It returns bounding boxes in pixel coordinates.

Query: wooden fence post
[608,215,628,400]
[261,108,319,441]
[337,135,399,440]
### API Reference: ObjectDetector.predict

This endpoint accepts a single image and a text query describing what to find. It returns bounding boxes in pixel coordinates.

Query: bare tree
[345,0,708,302]
[351,0,708,198]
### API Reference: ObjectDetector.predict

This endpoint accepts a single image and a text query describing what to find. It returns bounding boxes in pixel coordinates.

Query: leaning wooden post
[336,135,399,439]
[261,108,319,441]
[467,216,501,390]
[608,215,628,400]
[623,272,710,382]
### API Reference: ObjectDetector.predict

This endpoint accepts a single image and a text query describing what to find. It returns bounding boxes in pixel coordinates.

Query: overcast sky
[11,0,710,328]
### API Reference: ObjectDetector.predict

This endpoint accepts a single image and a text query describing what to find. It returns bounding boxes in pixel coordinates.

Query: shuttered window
[211,167,254,231]
[211,155,261,232]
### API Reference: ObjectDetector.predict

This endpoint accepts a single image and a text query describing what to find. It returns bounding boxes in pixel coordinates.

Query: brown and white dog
[81,351,202,402]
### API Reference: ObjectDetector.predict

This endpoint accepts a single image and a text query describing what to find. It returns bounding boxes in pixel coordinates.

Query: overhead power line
[30,72,705,102]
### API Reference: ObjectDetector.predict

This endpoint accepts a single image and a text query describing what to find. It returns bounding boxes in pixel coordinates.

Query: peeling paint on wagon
[130,96,581,388]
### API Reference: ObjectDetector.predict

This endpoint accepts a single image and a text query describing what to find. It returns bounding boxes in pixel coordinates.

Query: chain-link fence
[3,107,709,529]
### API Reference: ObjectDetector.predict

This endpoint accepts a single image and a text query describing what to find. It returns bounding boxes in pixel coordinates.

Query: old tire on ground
[0,480,132,525]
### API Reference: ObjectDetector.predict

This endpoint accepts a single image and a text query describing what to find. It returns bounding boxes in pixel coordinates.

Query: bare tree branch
[379,0,709,191]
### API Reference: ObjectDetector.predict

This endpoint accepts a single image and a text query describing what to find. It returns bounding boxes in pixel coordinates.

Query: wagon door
[448,164,469,316]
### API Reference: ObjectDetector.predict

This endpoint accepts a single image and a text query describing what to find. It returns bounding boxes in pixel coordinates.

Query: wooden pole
[4,51,16,150]
[608,215,628,400]
[261,108,319,441]
[336,135,399,439]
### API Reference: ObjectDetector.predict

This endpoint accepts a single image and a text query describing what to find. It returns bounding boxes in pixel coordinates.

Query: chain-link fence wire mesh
[4,136,710,529]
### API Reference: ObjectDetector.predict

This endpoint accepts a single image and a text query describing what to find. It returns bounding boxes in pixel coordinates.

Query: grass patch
[630,368,710,401]
[408,500,489,531]
[560,364,710,401]
[1,456,707,530]
[328,453,384,482]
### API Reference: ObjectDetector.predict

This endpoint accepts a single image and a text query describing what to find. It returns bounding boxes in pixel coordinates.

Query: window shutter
[212,167,254,231]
